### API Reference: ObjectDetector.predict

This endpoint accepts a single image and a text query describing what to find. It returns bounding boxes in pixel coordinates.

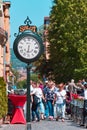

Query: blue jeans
[32,103,40,121]
[44,102,49,117]
[47,100,54,117]
[39,101,45,114]
[56,103,66,118]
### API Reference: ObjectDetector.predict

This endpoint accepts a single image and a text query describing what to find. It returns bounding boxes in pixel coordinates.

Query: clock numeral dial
[18,36,40,59]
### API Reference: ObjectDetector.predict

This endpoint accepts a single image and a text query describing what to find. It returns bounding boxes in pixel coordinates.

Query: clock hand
[27,45,30,52]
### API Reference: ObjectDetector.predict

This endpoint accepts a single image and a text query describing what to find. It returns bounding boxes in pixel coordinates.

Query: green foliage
[0,77,8,119]
[33,55,48,77]
[17,80,27,89]
[31,73,39,82]
[48,0,87,83]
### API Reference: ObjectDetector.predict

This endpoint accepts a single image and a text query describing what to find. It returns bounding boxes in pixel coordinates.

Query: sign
[19,25,37,32]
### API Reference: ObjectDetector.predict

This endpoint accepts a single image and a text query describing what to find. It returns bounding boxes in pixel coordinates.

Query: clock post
[26,63,32,130]
[13,17,44,130]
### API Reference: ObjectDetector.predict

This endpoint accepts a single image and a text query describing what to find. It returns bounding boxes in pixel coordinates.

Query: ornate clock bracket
[24,16,32,26]
[14,16,37,37]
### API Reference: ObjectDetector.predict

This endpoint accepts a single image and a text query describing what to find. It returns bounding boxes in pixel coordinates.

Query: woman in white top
[55,83,66,122]
[31,82,45,121]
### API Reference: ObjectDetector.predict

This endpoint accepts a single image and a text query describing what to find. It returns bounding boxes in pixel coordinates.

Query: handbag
[33,95,40,105]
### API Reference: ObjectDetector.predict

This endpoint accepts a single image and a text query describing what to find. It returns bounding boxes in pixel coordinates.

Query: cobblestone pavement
[0,119,87,130]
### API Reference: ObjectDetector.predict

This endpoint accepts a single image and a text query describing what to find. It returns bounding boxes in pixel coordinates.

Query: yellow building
[0,0,11,82]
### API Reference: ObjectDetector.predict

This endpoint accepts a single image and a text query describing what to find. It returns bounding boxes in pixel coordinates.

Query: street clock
[13,32,44,63]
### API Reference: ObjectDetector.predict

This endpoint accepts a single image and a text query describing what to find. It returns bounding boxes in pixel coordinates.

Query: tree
[0,77,8,119]
[48,0,87,83]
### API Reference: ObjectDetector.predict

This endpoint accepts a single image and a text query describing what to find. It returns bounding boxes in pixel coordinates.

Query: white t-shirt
[56,89,66,104]
[33,88,43,99]
[30,85,34,93]
[84,89,87,99]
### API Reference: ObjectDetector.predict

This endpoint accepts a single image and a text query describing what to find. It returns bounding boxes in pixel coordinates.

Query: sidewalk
[0,118,86,130]
[0,124,26,130]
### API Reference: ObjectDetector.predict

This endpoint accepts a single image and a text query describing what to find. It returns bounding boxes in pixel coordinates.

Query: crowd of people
[25,78,87,123]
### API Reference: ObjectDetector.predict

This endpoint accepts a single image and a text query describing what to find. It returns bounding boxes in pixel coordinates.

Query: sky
[9,0,52,48]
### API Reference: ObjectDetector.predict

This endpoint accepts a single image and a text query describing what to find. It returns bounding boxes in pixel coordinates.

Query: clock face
[13,32,44,63]
[17,36,40,59]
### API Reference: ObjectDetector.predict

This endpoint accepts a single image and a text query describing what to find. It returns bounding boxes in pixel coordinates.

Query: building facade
[0,0,11,82]
[44,17,50,60]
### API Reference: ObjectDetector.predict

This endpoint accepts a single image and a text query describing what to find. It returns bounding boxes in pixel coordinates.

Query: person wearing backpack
[31,82,45,122]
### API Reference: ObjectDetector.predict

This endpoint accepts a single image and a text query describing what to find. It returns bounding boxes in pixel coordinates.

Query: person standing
[31,82,45,121]
[55,83,66,122]
[44,80,56,120]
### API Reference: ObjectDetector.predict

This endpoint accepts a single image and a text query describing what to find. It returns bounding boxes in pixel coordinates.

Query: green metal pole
[26,63,31,130]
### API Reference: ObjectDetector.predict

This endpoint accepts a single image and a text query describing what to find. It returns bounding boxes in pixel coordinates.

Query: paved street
[0,124,26,130]
[31,119,86,130]
[0,119,87,130]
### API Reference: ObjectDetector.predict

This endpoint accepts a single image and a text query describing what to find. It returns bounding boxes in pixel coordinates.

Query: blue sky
[9,0,52,48]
